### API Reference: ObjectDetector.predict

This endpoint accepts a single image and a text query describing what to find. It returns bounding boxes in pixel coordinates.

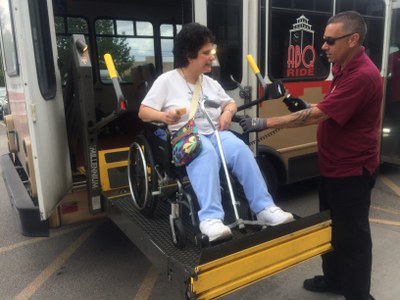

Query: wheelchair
[128,122,201,249]
[127,121,258,249]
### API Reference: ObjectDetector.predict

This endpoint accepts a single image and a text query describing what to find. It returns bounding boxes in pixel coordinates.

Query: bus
[0,0,397,298]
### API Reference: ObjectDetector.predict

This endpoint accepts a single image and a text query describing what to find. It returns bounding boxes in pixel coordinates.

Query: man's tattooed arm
[266,106,329,129]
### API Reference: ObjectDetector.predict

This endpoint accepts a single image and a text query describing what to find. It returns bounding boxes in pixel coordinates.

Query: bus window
[336,0,385,70]
[0,0,19,76]
[269,0,332,82]
[336,0,385,16]
[208,0,242,90]
[28,0,56,100]
[272,0,332,12]
[55,17,89,85]
[160,23,182,72]
[95,19,154,84]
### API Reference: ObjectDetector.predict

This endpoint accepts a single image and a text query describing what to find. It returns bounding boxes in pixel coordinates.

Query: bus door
[194,0,259,108]
[381,1,400,164]
[0,0,72,220]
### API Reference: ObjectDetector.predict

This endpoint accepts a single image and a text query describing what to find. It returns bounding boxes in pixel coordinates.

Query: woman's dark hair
[173,23,215,68]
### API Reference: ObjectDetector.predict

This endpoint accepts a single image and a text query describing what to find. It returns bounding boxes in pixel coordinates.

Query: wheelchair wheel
[127,135,158,216]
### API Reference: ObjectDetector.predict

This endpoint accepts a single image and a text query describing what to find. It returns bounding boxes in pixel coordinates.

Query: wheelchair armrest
[143,122,170,141]
[145,121,168,131]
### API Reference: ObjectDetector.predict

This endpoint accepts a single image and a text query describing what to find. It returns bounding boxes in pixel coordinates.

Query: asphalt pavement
[0,122,400,300]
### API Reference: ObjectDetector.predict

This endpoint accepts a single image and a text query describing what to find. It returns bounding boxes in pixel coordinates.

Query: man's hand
[283,95,311,112]
[239,116,267,133]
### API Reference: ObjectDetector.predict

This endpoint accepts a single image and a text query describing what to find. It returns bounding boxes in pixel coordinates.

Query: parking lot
[1,122,400,300]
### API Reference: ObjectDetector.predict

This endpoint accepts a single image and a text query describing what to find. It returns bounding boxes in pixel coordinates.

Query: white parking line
[13,226,97,300]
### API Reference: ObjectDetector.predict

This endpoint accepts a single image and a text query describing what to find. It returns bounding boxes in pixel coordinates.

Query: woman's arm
[138,104,181,125]
[219,102,237,131]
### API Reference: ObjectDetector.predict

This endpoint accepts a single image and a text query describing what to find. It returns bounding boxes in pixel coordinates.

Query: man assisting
[240,11,382,300]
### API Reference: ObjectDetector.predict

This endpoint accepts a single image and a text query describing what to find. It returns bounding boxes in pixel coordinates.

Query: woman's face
[190,42,215,73]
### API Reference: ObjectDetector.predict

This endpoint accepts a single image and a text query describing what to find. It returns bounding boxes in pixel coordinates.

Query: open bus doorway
[381,5,400,164]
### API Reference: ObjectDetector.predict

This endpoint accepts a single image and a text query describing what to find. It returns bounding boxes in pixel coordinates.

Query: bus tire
[256,156,279,198]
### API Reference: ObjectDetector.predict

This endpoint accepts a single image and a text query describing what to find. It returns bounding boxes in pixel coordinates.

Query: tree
[95,19,135,81]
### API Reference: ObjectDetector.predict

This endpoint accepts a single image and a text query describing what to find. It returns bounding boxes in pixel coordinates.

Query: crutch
[199,99,247,230]
[200,56,281,230]
[200,101,270,230]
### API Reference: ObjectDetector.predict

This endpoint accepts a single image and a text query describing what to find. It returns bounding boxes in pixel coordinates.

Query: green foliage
[95,19,135,81]
[56,17,135,83]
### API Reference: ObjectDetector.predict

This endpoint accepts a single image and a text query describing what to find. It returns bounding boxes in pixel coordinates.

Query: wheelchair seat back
[131,63,156,101]
[143,123,189,180]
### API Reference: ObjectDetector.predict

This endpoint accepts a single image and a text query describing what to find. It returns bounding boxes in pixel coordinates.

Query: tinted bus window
[160,23,182,72]
[336,0,385,70]
[269,0,332,81]
[28,0,56,99]
[95,19,154,83]
[0,0,19,76]
[381,7,400,161]
[271,0,331,12]
[336,0,385,16]
[208,0,242,90]
[55,17,89,85]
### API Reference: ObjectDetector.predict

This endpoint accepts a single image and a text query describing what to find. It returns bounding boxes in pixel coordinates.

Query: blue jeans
[185,131,274,221]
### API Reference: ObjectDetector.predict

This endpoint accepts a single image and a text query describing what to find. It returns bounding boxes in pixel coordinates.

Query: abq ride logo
[287,15,316,78]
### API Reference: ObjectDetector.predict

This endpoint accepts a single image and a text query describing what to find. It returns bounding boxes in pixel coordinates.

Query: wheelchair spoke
[127,135,158,216]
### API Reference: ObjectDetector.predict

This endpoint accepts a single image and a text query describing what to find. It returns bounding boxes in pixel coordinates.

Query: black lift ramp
[108,195,331,299]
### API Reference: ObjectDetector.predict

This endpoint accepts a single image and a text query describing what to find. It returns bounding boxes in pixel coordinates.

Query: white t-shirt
[141,69,234,135]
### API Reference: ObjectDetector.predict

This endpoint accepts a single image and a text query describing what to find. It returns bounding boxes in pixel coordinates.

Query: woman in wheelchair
[138,23,294,242]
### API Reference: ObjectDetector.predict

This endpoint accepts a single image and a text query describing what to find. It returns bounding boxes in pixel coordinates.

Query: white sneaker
[199,219,232,242]
[256,205,295,226]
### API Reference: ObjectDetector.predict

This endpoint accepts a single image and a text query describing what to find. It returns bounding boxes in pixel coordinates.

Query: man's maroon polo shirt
[316,47,383,177]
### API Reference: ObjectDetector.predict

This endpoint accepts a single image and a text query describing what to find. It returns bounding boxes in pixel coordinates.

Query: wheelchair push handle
[247,54,266,89]
[236,55,286,112]
[89,54,128,132]
[104,53,128,111]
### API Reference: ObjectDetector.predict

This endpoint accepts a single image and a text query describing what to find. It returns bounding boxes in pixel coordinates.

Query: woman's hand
[218,111,233,131]
[138,105,182,125]
[163,111,181,125]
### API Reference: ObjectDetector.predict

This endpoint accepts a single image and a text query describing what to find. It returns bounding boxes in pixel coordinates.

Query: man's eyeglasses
[323,32,355,46]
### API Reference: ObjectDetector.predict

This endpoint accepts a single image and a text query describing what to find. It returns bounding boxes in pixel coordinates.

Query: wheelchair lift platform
[108,193,331,299]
